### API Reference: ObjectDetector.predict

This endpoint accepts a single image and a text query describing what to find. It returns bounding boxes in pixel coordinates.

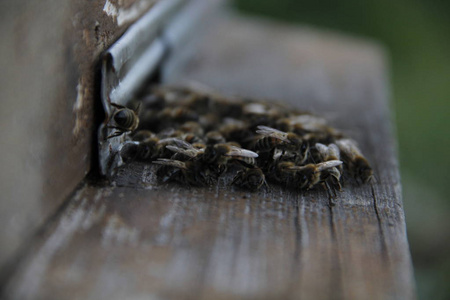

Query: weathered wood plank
[2,13,415,300]
[0,0,158,273]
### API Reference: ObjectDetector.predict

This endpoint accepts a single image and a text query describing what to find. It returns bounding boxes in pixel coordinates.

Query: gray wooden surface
[2,13,415,300]
[0,0,157,273]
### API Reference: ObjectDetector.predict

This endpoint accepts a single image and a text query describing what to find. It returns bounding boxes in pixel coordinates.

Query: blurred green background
[233,0,450,298]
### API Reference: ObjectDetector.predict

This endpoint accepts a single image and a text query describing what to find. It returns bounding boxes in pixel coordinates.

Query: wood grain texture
[2,13,415,300]
[0,0,157,273]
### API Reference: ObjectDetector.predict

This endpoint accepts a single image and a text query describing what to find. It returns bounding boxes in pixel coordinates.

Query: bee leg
[323,182,337,206]
[110,102,127,109]
[322,182,331,198]
[231,171,243,186]
[104,111,113,125]
[333,183,339,197]
[134,101,142,115]
[331,177,342,192]
[107,131,124,139]
[263,178,270,190]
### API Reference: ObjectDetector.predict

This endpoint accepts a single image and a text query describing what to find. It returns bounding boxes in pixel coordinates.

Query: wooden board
[0,0,158,273]
[1,13,415,300]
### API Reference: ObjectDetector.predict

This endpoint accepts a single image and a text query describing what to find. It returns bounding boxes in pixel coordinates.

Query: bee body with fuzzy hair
[336,139,374,184]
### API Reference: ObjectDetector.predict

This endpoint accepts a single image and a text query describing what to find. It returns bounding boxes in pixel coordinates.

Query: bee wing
[243,103,266,114]
[290,115,327,125]
[255,125,290,143]
[272,148,284,160]
[152,159,187,169]
[285,165,309,172]
[225,146,259,158]
[158,138,191,148]
[336,139,361,157]
[166,145,200,158]
[316,160,343,172]
[315,143,328,155]
[328,143,340,159]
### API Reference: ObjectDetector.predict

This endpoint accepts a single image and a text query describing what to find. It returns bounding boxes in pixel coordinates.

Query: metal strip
[99,0,223,177]
[102,0,185,115]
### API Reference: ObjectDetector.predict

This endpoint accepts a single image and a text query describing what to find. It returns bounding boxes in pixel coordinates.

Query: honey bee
[131,137,187,161]
[119,141,140,163]
[275,114,343,144]
[336,139,373,184]
[183,93,213,115]
[269,161,298,185]
[107,102,141,139]
[202,143,258,174]
[180,121,204,136]
[284,160,343,190]
[205,131,226,145]
[157,107,199,123]
[242,102,283,127]
[166,141,204,160]
[256,125,304,146]
[252,125,297,151]
[253,126,309,163]
[153,159,215,186]
[231,167,268,191]
[214,98,244,119]
[314,143,343,191]
[138,109,160,131]
[132,130,155,142]
[140,92,166,110]
[180,133,204,145]
[219,120,253,145]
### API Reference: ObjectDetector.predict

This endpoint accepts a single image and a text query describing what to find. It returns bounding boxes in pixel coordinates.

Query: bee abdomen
[254,137,277,151]
[114,110,136,129]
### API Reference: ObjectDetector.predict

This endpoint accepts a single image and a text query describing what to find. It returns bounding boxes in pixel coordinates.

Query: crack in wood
[328,204,344,300]
[371,184,389,263]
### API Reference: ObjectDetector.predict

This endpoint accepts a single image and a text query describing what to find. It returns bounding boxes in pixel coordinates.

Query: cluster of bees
[106,86,373,195]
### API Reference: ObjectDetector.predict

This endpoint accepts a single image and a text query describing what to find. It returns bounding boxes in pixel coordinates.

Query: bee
[138,109,160,131]
[157,107,199,123]
[214,98,244,119]
[183,93,213,115]
[132,137,188,161]
[202,143,259,174]
[242,102,267,115]
[180,121,204,136]
[285,160,343,190]
[336,139,374,184]
[252,125,295,151]
[140,92,166,110]
[107,102,141,139]
[231,167,268,191]
[180,133,204,145]
[219,120,253,145]
[132,130,155,142]
[205,131,226,145]
[242,102,282,127]
[314,143,343,191]
[255,125,303,148]
[253,126,309,163]
[198,113,221,132]
[119,141,140,163]
[153,159,215,186]
[166,141,204,160]
[191,142,206,150]
[269,161,298,185]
